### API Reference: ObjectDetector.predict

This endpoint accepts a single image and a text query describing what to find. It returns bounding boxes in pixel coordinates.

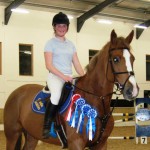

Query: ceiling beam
[5,0,26,25]
[136,19,150,39]
[77,0,119,32]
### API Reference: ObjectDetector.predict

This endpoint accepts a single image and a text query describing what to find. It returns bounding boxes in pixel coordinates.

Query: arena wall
[0,6,150,108]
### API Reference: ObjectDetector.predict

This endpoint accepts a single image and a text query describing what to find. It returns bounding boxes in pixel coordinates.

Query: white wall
[0,6,150,108]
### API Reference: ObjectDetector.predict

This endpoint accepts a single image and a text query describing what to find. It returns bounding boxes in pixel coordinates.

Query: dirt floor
[1,126,150,150]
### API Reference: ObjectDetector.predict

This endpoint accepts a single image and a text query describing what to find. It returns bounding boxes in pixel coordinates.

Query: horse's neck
[78,66,113,94]
[75,45,115,113]
[77,73,114,114]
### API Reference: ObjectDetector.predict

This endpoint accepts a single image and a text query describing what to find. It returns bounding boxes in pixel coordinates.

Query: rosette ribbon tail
[76,113,84,133]
[86,108,97,141]
[69,107,79,128]
[65,94,81,121]
[65,102,73,121]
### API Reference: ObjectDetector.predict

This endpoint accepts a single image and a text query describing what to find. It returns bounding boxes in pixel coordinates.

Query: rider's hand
[63,75,73,82]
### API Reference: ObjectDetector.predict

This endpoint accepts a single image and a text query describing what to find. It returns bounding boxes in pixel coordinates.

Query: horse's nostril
[126,88,132,96]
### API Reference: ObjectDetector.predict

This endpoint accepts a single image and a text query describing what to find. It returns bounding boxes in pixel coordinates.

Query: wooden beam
[5,0,26,25]
[77,0,119,32]
[136,19,150,39]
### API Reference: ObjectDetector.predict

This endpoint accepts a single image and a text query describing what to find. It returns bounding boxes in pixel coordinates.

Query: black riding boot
[42,101,58,139]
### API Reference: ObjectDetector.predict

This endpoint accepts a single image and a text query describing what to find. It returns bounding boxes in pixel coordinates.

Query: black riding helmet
[52,12,70,27]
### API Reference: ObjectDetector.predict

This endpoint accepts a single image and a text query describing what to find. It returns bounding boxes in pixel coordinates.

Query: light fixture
[96,19,112,24]
[24,51,31,55]
[11,8,29,14]
[134,24,147,29]
[67,15,74,20]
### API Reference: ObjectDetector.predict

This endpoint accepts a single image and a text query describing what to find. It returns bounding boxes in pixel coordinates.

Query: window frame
[146,54,150,81]
[19,43,33,76]
[89,49,99,61]
[0,42,2,75]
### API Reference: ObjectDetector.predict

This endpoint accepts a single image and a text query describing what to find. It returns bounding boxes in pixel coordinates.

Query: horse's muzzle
[123,82,139,101]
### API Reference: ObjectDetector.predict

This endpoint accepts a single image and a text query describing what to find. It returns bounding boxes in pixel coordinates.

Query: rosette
[76,104,91,133]
[65,94,81,121]
[69,98,85,128]
[86,108,97,141]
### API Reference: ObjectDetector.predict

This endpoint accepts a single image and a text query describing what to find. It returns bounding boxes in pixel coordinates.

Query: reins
[71,81,122,99]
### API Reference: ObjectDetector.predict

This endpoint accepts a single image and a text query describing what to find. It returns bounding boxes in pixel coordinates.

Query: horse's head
[108,29,139,101]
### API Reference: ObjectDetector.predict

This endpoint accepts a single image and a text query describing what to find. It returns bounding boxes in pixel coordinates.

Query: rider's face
[54,24,68,37]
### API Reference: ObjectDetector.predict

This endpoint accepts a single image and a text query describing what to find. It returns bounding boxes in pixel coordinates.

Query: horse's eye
[113,57,120,63]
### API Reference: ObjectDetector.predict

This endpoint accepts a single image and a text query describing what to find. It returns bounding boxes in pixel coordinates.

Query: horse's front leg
[22,132,38,150]
[93,140,107,150]
[66,126,85,150]
[99,141,107,150]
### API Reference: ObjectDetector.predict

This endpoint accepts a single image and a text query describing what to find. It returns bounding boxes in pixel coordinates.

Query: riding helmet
[52,12,70,27]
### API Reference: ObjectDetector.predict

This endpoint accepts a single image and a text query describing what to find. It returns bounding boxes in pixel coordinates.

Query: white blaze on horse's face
[123,49,138,98]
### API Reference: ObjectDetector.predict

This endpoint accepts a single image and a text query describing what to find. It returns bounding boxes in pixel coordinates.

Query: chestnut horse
[4,30,139,150]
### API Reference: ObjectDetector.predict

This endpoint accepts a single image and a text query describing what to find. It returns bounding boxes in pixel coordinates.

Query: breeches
[47,73,65,105]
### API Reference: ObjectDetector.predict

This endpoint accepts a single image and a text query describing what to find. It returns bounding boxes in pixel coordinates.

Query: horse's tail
[15,134,22,150]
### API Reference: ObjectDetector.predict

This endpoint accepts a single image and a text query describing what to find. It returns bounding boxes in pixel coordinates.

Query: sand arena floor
[1,126,150,150]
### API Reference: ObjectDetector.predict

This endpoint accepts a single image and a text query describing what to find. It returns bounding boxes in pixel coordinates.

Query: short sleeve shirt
[44,37,76,74]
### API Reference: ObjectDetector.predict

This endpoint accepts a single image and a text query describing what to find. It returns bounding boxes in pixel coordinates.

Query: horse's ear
[125,30,134,44]
[110,29,117,44]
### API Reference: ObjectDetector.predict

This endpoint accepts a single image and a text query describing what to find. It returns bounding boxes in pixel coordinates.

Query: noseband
[108,47,135,90]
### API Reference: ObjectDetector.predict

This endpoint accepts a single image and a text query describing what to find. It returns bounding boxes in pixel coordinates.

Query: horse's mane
[86,42,110,73]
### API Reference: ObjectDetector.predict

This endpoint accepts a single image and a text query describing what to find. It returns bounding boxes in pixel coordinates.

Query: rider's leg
[42,73,64,139]
[42,101,58,139]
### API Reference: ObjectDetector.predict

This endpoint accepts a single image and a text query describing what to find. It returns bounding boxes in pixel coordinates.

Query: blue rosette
[86,108,97,141]
[76,104,91,134]
[69,98,85,128]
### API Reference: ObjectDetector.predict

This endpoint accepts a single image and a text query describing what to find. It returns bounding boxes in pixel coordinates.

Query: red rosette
[65,94,81,121]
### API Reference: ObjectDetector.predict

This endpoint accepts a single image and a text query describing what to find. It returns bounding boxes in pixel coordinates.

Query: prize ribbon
[69,98,85,128]
[65,94,81,121]
[86,108,97,141]
[76,104,91,134]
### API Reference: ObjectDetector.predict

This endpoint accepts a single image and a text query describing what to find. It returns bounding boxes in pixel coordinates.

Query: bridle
[108,47,135,91]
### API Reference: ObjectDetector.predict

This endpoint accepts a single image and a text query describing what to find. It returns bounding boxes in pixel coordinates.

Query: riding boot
[43,101,58,139]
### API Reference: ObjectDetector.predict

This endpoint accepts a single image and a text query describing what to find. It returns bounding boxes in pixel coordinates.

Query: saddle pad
[32,91,50,114]
[32,90,73,114]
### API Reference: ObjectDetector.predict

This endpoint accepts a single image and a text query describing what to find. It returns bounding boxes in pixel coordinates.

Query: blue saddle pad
[32,89,73,114]
[32,91,50,114]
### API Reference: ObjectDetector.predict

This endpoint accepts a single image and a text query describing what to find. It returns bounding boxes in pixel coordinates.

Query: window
[89,49,98,61]
[19,44,33,76]
[0,42,2,75]
[146,55,150,81]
